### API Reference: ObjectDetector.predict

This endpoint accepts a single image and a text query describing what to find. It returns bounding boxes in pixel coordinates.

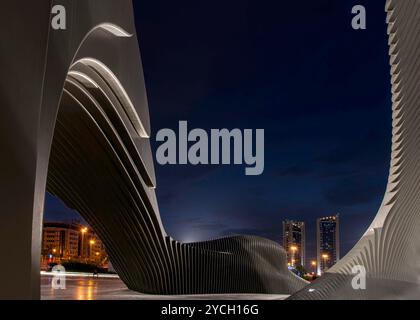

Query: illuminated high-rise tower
[283,220,306,268]
[316,215,340,275]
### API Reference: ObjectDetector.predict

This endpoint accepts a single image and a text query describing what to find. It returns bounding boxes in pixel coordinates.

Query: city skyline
[45,212,342,273]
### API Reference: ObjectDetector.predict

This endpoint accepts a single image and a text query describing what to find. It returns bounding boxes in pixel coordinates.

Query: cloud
[157,164,218,183]
[317,168,358,180]
[324,178,384,207]
[193,222,227,231]
[166,216,202,226]
[315,129,390,168]
[275,165,313,177]
[156,189,177,206]
[219,226,280,242]
[316,147,357,166]
[155,165,219,207]
[44,192,82,222]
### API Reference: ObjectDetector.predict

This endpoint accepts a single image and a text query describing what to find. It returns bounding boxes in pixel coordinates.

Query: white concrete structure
[290,0,420,299]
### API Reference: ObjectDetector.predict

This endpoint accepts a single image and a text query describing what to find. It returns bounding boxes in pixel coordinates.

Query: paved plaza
[41,273,289,300]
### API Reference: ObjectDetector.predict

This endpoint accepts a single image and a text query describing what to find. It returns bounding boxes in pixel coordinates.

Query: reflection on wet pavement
[41,274,289,300]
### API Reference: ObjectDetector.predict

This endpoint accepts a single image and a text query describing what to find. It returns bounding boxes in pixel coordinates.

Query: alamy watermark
[351,5,366,30]
[51,5,66,30]
[351,264,366,290]
[156,121,264,176]
[51,264,66,290]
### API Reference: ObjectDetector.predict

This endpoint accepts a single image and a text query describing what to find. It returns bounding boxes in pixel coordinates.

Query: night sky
[45,0,392,268]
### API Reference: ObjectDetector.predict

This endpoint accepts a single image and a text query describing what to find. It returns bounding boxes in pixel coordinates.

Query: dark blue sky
[45,0,392,267]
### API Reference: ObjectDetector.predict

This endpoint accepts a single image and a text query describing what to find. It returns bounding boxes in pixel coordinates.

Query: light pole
[311,260,317,274]
[81,227,88,259]
[290,245,298,267]
[321,253,329,274]
[52,248,57,263]
[89,239,95,261]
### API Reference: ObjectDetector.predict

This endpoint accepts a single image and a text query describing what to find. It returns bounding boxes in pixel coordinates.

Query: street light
[290,245,298,267]
[88,239,96,260]
[321,254,329,274]
[80,227,88,259]
[311,260,317,274]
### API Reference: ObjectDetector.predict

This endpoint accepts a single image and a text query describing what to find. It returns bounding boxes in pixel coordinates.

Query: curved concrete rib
[289,0,420,299]
[0,1,306,298]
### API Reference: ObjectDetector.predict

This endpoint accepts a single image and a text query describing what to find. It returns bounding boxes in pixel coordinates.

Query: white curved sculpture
[290,0,420,299]
[0,0,307,300]
[1,0,419,300]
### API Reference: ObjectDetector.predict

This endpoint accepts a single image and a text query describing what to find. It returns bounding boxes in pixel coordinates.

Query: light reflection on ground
[41,274,289,300]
